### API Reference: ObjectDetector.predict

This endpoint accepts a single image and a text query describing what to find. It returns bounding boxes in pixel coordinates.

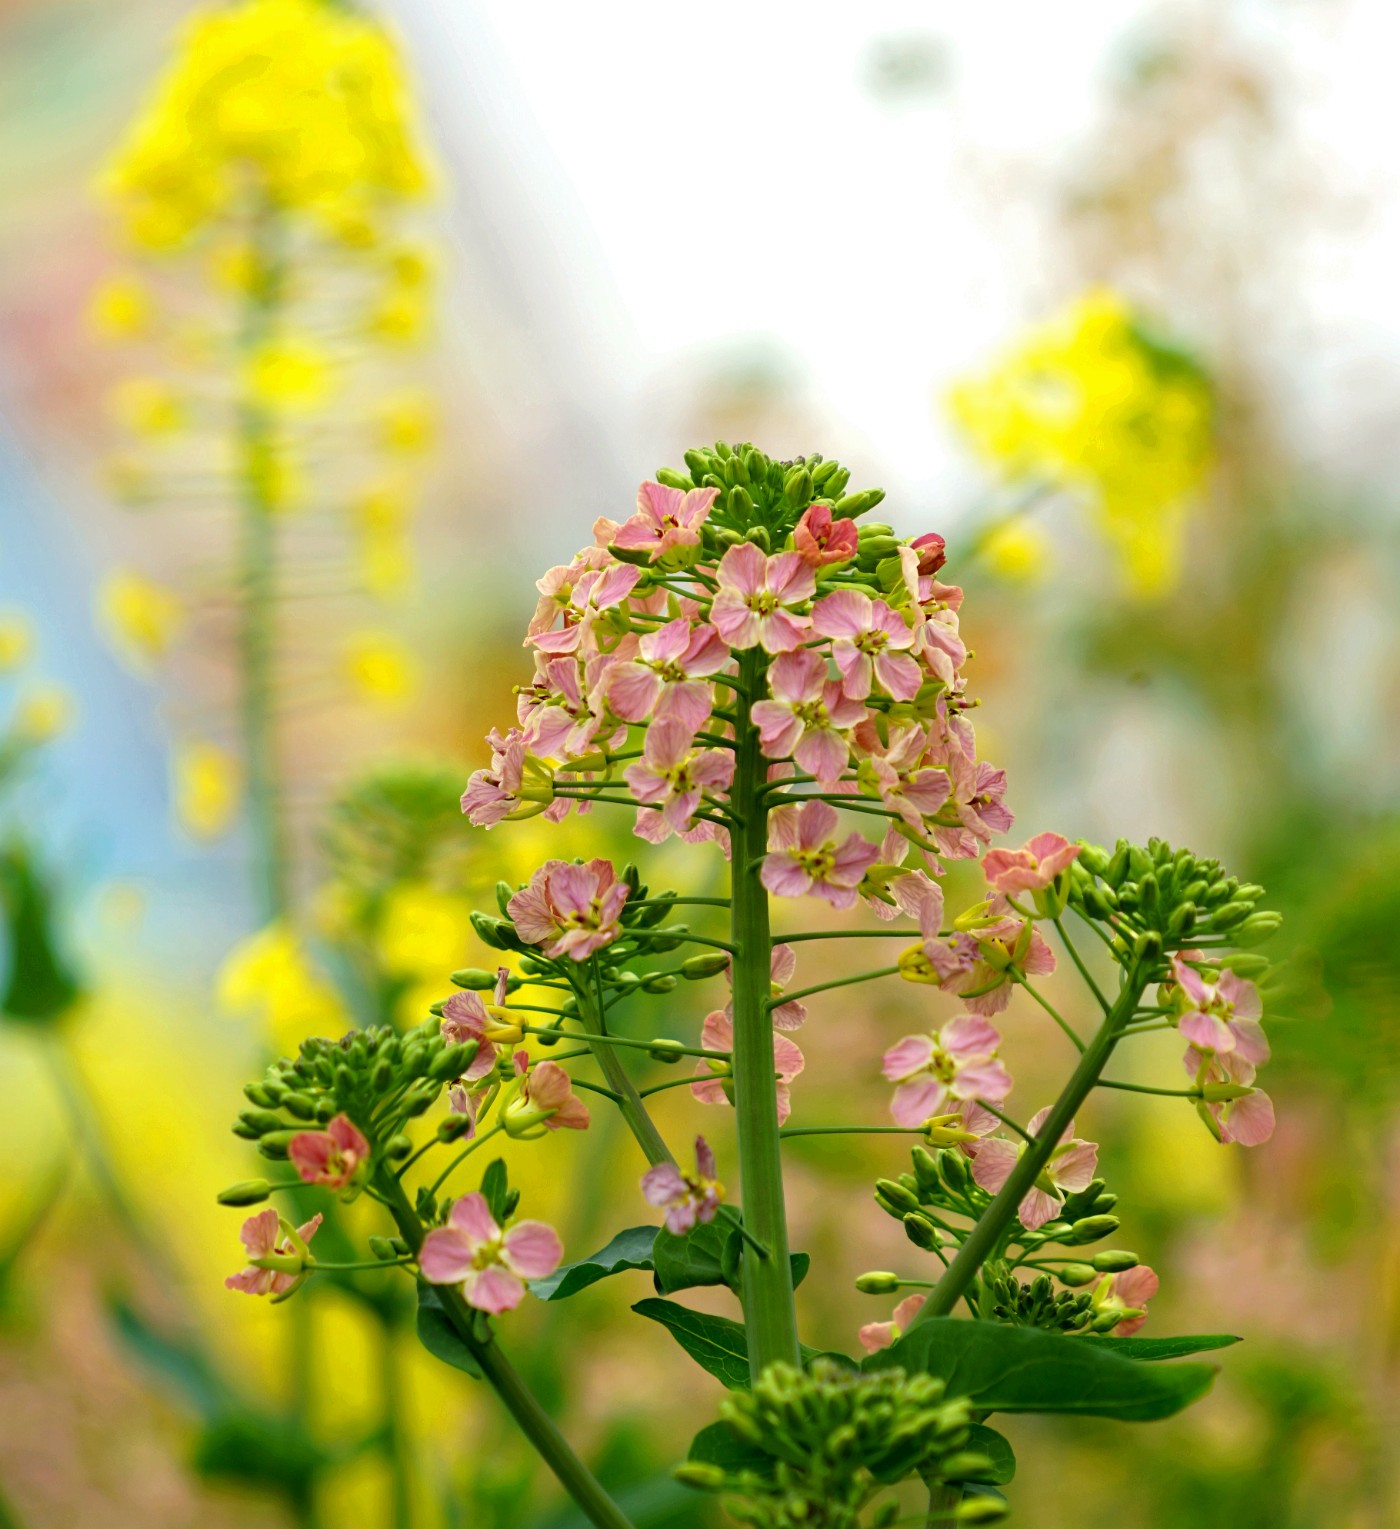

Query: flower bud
[655,467,693,492]
[954,1496,1010,1523]
[402,1082,438,1117]
[1068,1214,1120,1244]
[910,1145,941,1196]
[1091,1250,1139,1272]
[243,1082,278,1109]
[367,1235,399,1261]
[874,1178,922,1217]
[281,1091,315,1120]
[1055,1263,1098,1287]
[680,951,731,979]
[216,1179,271,1206]
[642,973,678,994]
[257,1129,300,1160]
[1234,911,1283,946]
[437,1112,475,1142]
[238,1109,285,1137]
[855,1270,902,1294]
[429,1041,480,1081]
[903,1212,942,1250]
[673,1463,726,1492]
[937,1149,969,1192]
[385,1134,413,1161]
[450,967,500,990]
[647,1039,685,1064]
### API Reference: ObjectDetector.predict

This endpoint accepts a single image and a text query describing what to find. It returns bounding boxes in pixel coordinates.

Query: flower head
[606,617,729,733]
[811,589,921,702]
[971,1108,1099,1231]
[1188,1048,1275,1146]
[226,1208,322,1298]
[1092,1265,1159,1337]
[624,720,735,838]
[1169,953,1269,1065]
[857,1293,926,1355]
[613,481,717,562]
[441,966,515,1081]
[761,800,881,909]
[507,858,629,961]
[641,1135,725,1236]
[419,1192,563,1315]
[751,650,867,785]
[710,542,815,653]
[981,832,1081,896]
[882,1015,1012,1127]
[506,1053,591,1134]
[692,1011,804,1125]
[288,1113,370,1190]
[793,504,859,567]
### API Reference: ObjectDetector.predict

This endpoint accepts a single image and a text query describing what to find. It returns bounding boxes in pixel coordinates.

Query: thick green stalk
[374,1173,636,1529]
[573,978,673,1167]
[909,957,1152,1324]
[730,646,800,1376]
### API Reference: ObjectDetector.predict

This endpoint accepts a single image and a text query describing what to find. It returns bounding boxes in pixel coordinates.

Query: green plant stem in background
[909,958,1153,1324]
[730,646,800,1377]
[573,973,673,1167]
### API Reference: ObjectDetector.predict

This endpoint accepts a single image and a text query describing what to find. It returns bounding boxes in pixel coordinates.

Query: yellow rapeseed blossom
[13,685,75,744]
[244,336,335,411]
[375,882,474,980]
[948,289,1215,597]
[343,631,418,704]
[978,519,1051,585]
[88,273,153,339]
[109,377,184,436]
[377,392,436,454]
[173,740,242,839]
[98,569,183,670]
[0,612,34,672]
[216,921,347,1051]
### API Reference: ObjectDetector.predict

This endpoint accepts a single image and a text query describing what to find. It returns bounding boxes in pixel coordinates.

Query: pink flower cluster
[507,858,629,961]
[1171,952,1274,1147]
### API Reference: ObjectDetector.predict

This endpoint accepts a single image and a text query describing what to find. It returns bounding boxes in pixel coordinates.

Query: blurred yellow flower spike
[375,882,475,979]
[13,684,75,744]
[377,391,437,454]
[978,519,1051,585]
[216,921,347,1051]
[109,377,184,436]
[88,273,153,340]
[343,631,418,704]
[98,569,183,671]
[948,288,1215,598]
[244,336,335,411]
[173,740,242,840]
[0,612,34,672]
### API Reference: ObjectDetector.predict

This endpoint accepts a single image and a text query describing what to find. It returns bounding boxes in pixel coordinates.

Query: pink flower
[910,532,947,577]
[895,551,968,684]
[971,1108,1099,1231]
[981,832,1081,896]
[1170,953,1269,1064]
[226,1208,322,1298]
[1093,1265,1159,1337]
[508,1053,591,1132]
[710,542,816,653]
[612,481,717,562]
[909,911,1055,1016]
[606,617,729,732]
[507,858,629,961]
[623,720,735,837]
[528,562,641,656]
[856,722,952,832]
[442,966,514,1083]
[882,1015,1012,1127]
[419,1192,563,1315]
[793,504,859,567]
[288,1114,370,1190]
[858,1293,926,1354]
[811,589,922,702]
[528,546,614,638]
[933,751,1013,859]
[461,727,531,827]
[751,650,867,785]
[761,800,881,909]
[692,1010,805,1125]
[1187,1048,1276,1146]
[641,1135,725,1235]
[447,1083,480,1135]
[521,654,616,761]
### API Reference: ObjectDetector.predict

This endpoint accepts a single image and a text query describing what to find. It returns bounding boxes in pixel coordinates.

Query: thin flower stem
[778,928,923,943]
[568,1078,623,1104]
[976,1101,1033,1144]
[766,793,903,823]
[1012,975,1085,1053]
[514,1022,728,1061]
[771,966,901,1008]
[1054,916,1110,1013]
[629,897,732,908]
[1096,1079,1200,1098]
[571,969,674,1168]
[307,1257,417,1272]
[779,1125,925,1140]
[716,1204,770,1259]
[639,1074,709,1099]
[426,1124,505,1198]
[625,928,735,953]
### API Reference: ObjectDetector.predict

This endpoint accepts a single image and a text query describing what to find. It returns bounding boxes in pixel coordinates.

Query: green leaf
[652,1219,811,1296]
[416,1285,483,1379]
[480,1158,509,1225]
[959,1423,1016,1485]
[531,1225,658,1301]
[632,1298,845,1390]
[1082,1333,1241,1361]
[867,1317,1217,1421]
[687,1421,775,1478]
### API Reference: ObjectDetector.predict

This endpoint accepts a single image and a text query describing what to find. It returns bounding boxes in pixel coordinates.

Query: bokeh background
[1,1,1397,1526]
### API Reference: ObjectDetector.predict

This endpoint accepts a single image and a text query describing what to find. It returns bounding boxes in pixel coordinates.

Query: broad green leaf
[868,1317,1217,1421]
[687,1421,775,1477]
[1082,1333,1241,1361]
[652,1219,812,1296]
[480,1158,509,1225]
[416,1285,483,1379]
[960,1423,1016,1485]
[633,1299,846,1390]
[531,1225,659,1301]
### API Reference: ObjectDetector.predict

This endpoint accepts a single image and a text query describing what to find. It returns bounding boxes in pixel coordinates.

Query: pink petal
[1051,1138,1099,1192]
[502,1220,564,1280]
[462,1264,526,1315]
[717,541,766,597]
[970,1136,1019,1194]
[1018,1187,1062,1231]
[874,650,923,702]
[858,1320,897,1354]
[419,1226,477,1285]
[448,1192,500,1246]
[1222,1089,1275,1146]
[641,1163,686,1207]
[1179,1009,1236,1053]
[952,1059,1013,1103]
[811,588,871,640]
[239,1208,279,1258]
[940,1014,1001,1063]
[882,1034,934,1083]
[891,1079,948,1128]
[1115,1265,1159,1305]
[794,727,849,786]
[695,1135,717,1179]
[607,662,662,722]
[761,854,813,898]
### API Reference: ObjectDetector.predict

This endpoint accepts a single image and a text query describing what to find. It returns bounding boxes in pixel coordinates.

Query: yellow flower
[377,392,436,454]
[89,274,153,339]
[0,612,34,672]
[978,519,1051,585]
[375,882,473,979]
[98,569,183,669]
[367,285,428,343]
[216,921,347,1051]
[173,740,242,839]
[244,337,334,410]
[13,685,74,744]
[357,526,414,598]
[343,631,417,704]
[110,377,184,436]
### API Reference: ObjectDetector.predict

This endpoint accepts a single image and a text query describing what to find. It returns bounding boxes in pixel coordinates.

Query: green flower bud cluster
[1071,837,1281,957]
[977,1260,1096,1334]
[679,1359,984,1529]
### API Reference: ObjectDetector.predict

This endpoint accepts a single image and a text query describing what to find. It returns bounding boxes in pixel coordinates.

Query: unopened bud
[238,1109,285,1137]
[437,1112,476,1142]
[450,967,500,990]
[1055,1263,1098,1287]
[647,1039,685,1064]
[257,1129,300,1160]
[680,951,731,979]
[368,1235,398,1260]
[954,1496,1010,1523]
[429,1041,480,1081]
[1234,910,1283,946]
[874,1178,922,1216]
[855,1270,902,1294]
[903,1212,941,1250]
[642,973,678,994]
[1092,1250,1139,1272]
[280,1091,315,1120]
[217,1179,271,1206]
[1069,1214,1120,1244]
[674,1463,726,1492]
[385,1133,413,1161]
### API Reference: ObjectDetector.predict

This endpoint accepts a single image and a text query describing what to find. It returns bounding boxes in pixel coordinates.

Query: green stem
[730,646,800,1377]
[908,957,1153,1324]
[1096,1079,1199,1098]
[573,970,673,1167]
[772,966,900,1008]
[779,1125,923,1140]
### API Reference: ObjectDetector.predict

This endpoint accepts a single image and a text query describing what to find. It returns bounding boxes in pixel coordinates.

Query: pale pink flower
[442,967,514,1084]
[761,800,881,908]
[641,1135,725,1235]
[721,943,807,1030]
[1170,953,1269,1064]
[623,720,735,837]
[751,650,867,785]
[971,1108,1099,1231]
[1093,1265,1159,1337]
[856,722,952,832]
[811,589,922,702]
[933,751,1013,858]
[692,1010,805,1125]
[528,545,614,638]
[461,727,530,827]
[868,867,946,931]
[793,504,859,567]
[528,562,641,655]
[226,1209,322,1297]
[509,1052,591,1132]
[710,542,815,653]
[507,858,629,961]
[420,1192,563,1315]
[882,1015,1012,1127]
[288,1114,370,1190]
[858,1293,926,1354]
[910,911,1055,1017]
[606,617,729,732]
[982,832,1081,896]
[612,481,717,562]
[1186,1048,1276,1146]
[447,1083,480,1135]
[521,654,617,761]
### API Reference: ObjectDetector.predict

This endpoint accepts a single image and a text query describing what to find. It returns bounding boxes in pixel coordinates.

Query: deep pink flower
[1093,1265,1159,1337]
[971,1108,1099,1230]
[982,832,1081,896]
[751,650,867,785]
[442,966,514,1083]
[761,800,881,908]
[606,618,729,732]
[858,1293,926,1354]
[226,1209,322,1298]
[507,858,629,961]
[508,1052,591,1132]
[623,719,735,838]
[710,542,815,653]
[811,589,922,702]
[882,1015,1012,1127]
[288,1114,370,1190]
[910,532,947,577]
[419,1192,563,1315]
[1186,1048,1275,1146]
[1170,953,1269,1064]
[613,481,717,562]
[641,1135,725,1235]
[692,1010,805,1125]
[793,504,859,567]
[528,562,641,656]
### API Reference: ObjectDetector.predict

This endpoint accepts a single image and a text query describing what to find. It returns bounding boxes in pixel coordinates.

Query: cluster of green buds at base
[677,1360,1000,1528]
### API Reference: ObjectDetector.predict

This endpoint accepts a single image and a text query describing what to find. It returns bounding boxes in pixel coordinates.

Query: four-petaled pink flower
[710,542,815,653]
[442,966,514,1083]
[751,650,867,785]
[692,1010,805,1125]
[981,832,1081,896]
[623,719,735,838]
[528,563,641,655]
[882,1015,1012,1127]
[971,1108,1099,1231]
[461,727,530,827]
[793,504,859,567]
[419,1192,563,1315]
[811,589,922,702]
[509,1051,592,1132]
[1093,1265,1158,1337]
[858,1293,926,1354]
[606,617,729,733]
[1187,1048,1275,1146]
[612,481,718,562]
[857,721,952,833]
[288,1114,370,1190]
[761,800,881,908]
[226,1208,322,1298]
[641,1135,725,1235]
[1170,953,1269,1064]
[910,910,1055,1016]
[507,858,629,961]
